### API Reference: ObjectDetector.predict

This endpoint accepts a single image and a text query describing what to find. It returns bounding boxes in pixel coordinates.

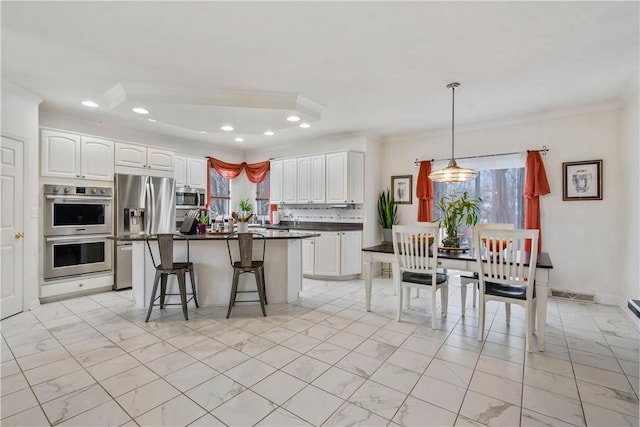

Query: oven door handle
[45,236,109,243]
[45,195,113,202]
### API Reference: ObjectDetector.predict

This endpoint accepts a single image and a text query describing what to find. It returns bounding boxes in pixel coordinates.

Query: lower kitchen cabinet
[303,230,362,278]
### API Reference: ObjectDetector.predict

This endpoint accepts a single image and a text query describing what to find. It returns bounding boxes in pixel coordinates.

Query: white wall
[1,80,42,310]
[621,90,640,308]
[383,107,625,303]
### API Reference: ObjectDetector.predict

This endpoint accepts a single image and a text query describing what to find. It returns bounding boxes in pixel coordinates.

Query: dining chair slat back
[473,227,539,351]
[392,224,448,328]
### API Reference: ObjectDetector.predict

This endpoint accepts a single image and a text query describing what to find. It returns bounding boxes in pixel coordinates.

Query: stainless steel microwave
[176,187,206,209]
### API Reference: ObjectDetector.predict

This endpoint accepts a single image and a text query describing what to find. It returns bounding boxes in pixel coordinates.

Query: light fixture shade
[428,82,478,183]
[429,159,478,183]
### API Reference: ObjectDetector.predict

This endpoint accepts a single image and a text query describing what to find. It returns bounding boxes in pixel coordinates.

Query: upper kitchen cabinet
[297,154,326,204]
[282,158,298,204]
[115,142,174,171]
[270,158,297,204]
[326,151,364,204]
[41,130,114,181]
[269,159,283,204]
[175,155,207,188]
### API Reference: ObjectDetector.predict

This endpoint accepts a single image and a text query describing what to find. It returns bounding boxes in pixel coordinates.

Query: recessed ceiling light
[132,107,149,114]
[235,137,244,142]
[264,131,274,136]
[147,118,157,122]
[199,131,207,134]
[221,125,234,131]
[299,123,311,128]
[82,100,98,108]
[286,115,301,122]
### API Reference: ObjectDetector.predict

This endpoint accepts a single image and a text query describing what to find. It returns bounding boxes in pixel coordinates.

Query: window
[256,171,270,217]
[433,154,526,247]
[209,169,230,216]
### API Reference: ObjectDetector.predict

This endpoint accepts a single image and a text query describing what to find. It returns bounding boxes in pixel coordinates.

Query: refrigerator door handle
[144,176,151,234]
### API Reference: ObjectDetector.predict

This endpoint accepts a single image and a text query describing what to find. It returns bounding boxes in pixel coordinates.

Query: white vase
[237,222,249,233]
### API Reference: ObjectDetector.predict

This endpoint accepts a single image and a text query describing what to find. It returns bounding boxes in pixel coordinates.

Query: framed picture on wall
[562,159,603,201]
[391,175,413,204]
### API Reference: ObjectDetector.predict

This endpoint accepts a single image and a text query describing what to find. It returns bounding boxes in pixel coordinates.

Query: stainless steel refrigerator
[114,173,176,290]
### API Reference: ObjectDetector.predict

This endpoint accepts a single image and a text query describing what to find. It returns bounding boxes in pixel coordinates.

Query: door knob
[15,232,24,239]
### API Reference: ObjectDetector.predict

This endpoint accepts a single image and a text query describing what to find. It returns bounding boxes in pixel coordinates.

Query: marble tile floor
[1,276,638,426]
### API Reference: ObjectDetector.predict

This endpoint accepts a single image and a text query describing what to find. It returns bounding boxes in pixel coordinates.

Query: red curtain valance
[207,157,270,183]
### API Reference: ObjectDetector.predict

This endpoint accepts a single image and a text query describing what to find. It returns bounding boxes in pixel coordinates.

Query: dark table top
[362,242,553,269]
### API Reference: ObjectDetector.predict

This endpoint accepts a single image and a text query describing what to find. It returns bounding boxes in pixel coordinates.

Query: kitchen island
[110,230,317,309]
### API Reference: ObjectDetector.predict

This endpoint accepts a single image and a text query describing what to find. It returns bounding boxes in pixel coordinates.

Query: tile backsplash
[277,205,363,223]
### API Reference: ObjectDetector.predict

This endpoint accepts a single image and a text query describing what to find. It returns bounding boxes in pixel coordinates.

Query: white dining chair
[474,227,539,352]
[392,224,448,328]
[460,223,514,315]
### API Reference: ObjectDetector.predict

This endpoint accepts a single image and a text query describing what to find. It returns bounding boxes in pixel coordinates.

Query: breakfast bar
[110,230,317,309]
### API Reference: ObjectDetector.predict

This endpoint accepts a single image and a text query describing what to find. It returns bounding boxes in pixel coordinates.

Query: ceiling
[2,2,638,150]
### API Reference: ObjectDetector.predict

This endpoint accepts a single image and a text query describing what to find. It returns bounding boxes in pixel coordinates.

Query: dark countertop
[263,221,363,232]
[109,230,319,241]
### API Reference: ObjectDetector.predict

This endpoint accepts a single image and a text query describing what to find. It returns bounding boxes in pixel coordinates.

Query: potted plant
[435,191,481,248]
[233,199,254,233]
[197,211,209,235]
[378,188,398,242]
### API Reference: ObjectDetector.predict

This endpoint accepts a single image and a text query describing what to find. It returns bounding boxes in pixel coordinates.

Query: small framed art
[562,159,603,201]
[391,175,413,204]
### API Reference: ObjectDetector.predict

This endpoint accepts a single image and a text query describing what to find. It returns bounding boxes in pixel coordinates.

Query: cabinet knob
[14,232,24,239]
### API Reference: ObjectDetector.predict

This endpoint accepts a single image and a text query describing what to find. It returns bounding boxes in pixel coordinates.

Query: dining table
[362,242,554,351]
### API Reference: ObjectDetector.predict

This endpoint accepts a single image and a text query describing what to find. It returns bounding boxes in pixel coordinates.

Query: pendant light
[429,82,478,183]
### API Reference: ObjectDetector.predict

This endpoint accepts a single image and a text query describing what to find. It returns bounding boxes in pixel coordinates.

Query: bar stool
[145,234,198,322]
[225,232,267,318]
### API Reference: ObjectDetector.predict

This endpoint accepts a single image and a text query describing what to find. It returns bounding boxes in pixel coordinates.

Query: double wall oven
[44,185,113,280]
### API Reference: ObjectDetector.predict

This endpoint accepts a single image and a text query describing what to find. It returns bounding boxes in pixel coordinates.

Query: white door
[1,136,24,319]
[115,142,147,168]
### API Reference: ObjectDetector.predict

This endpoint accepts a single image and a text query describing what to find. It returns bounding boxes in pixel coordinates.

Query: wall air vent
[550,289,596,303]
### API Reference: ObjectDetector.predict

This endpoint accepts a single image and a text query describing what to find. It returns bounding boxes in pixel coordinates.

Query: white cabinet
[270,159,283,203]
[41,130,114,181]
[297,157,311,203]
[340,231,362,276]
[297,155,326,204]
[272,151,363,206]
[310,155,326,203]
[175,155,207,188]
[302,238,315,275]
[305,230,362,277]
[348,152,364,204]
[314,232,342,276]
[326,151,364,204]
[115,142,174,171]
[282,158,298,204]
